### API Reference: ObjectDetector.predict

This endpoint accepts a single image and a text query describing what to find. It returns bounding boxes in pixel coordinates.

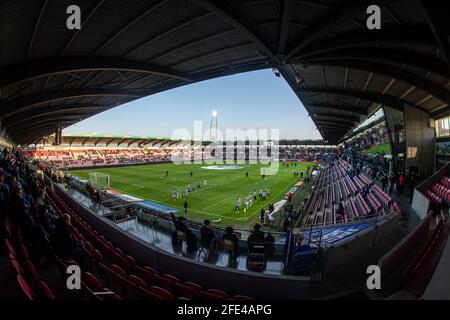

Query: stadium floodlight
[209,110,219,141]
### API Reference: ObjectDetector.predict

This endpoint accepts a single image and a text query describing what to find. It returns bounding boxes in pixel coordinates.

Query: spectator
[50,214,89,269]
[398,172,405,195]
[264,233,275,257]
[247,224,265,249]
[200,219,215,249]
[222,226,239,256]
[174,216,196,247]
[183,199,188,213]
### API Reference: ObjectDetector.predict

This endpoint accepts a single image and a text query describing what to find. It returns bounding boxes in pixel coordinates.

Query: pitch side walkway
[64,186,286,276]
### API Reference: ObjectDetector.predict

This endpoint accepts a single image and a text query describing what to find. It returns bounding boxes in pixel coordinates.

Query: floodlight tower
[209,110,218,141]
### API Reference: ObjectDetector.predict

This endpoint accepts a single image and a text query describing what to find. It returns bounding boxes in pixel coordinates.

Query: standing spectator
[381,174,388,192]
[264,233,275,257]
[183,199,188,213]
[398,172,405,195]
[260,208,265,224]
[389,173,396,195]
[409,172,417,203]
[222,226,239,256]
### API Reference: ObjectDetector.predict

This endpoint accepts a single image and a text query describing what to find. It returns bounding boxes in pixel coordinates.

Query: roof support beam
[315,121,352,129]
[3,105,105,131]
[8,116,84,136]
[191,0,277,61]
[417,0,450,63]
[124,12,212,58]
[278,0,296,55]
[292,28,435,60]
[298,48,450,79]
[307,103,368,116]
[0,56,193,89]
[0,88,143,118]
[313,113,360,124]
[94,0,171,54]
[10,121,75,140]
[286,1,367,59]
[28,0,48,59]
[301,87,406,110]
[304,59,450,106]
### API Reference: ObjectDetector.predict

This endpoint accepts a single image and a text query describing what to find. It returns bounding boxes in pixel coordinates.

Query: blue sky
[65,69,321,140]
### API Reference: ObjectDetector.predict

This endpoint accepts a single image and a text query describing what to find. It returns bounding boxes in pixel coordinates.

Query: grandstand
[1,0,450,305]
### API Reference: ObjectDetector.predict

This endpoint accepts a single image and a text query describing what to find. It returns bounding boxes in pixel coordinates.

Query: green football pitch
[68,162,315,228]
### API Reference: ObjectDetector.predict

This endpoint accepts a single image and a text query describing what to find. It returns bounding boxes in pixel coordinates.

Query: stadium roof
[0,0,448,145]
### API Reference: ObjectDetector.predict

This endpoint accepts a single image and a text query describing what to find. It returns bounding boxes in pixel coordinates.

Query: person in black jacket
[222,226,239,256]
[50,214,89,269]
[247,224,265,249]
[200,219,215,249]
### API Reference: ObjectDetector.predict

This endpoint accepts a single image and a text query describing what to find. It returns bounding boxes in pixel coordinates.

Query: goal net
[88,172,110,189]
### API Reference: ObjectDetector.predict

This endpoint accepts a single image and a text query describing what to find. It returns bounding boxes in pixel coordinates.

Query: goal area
[88,172,110,189]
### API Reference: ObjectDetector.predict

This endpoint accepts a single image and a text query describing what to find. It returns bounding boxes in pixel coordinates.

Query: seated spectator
[264,233,275,257]
[35,204,56,233]
[336,202,345,216]
[222,226,239,256]
[173,215,196,248]
[200,219,215,249]
[50,214,89,270]
[247,224,265,249]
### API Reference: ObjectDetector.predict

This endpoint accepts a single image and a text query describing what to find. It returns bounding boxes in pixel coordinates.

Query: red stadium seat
[153,274,176,291]
[17,275,35,300]
[83,272,104,292]
[183,281,203,292]
[133,266,154,285]
[175,283,200,299]
[138,287,164,300]
[206,289,229,299]
[128,275,148,290]
[10,259,24,275]
[199,290,227,300]
[37,281,56,300]
[233,295,256,300]
[149,286,174,300]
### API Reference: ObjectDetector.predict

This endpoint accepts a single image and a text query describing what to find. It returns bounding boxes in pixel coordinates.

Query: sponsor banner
[301,222,376,246]
[104,189,143,202]
[116,194,143,202]
[136,201,178,215]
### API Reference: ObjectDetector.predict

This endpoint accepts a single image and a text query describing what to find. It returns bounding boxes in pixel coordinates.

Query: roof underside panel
[0,0,449,145]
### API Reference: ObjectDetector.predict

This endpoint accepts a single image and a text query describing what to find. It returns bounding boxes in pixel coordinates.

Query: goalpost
[88,172,110,189]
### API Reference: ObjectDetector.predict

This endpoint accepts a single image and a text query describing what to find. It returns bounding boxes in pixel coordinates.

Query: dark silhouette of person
[222,226,239,256]
[264,233,275,257]
[247,224,265,249]
[183,199,188,213]
[200,219,215,249]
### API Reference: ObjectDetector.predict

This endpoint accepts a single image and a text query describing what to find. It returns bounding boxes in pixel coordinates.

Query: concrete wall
[404,106,435,176]
[323,213,401,272]
[377,213,431,279]
[421,232,450,300]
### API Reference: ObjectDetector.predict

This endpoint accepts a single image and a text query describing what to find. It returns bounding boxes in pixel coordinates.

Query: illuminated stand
[209,110,218,141]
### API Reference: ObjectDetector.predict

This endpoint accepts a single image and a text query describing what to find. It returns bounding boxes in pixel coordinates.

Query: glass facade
[383,106,406,174]
[435,116,450,138]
